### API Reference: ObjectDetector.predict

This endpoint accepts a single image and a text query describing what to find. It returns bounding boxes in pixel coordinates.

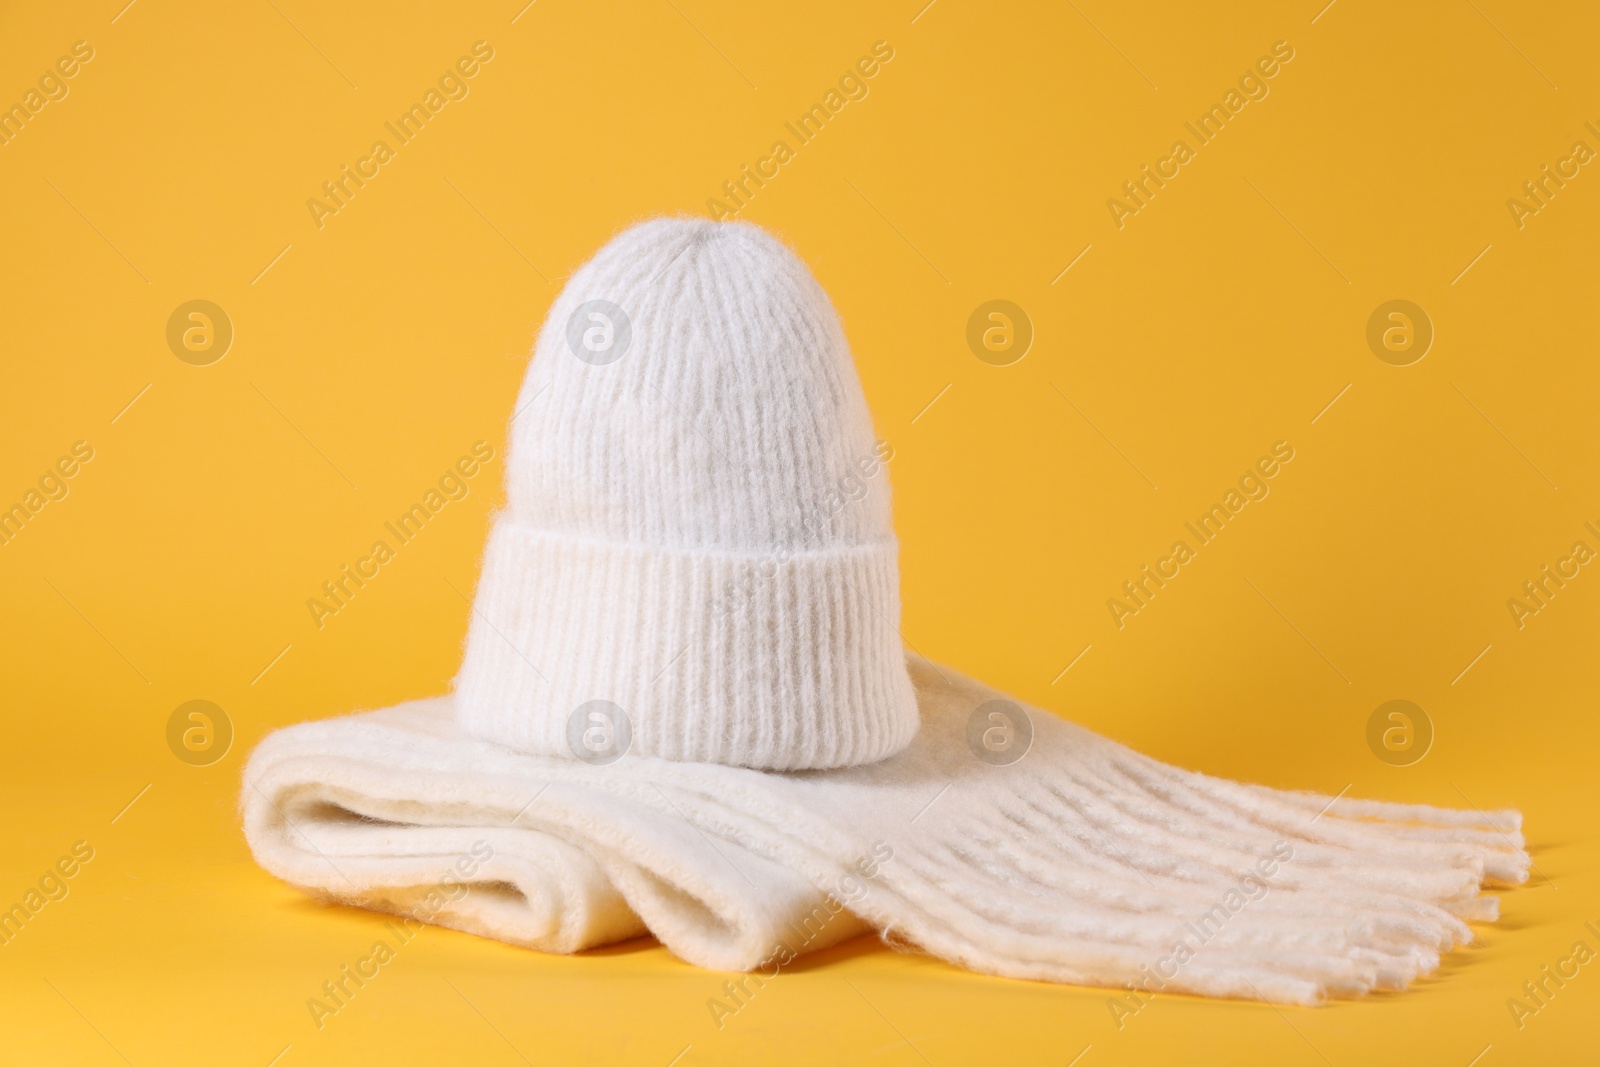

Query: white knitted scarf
[244,654,1525,1003]
[242,218,1527,1003]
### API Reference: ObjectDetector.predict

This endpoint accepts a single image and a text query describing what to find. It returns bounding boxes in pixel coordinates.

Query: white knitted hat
[455,218,918,770]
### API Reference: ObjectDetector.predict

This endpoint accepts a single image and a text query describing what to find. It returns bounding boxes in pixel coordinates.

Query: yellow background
[1,0,1596,1063]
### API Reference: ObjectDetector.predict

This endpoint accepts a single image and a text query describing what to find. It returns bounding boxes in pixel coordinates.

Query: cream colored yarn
[242,217,1528,1005]
[243,655,1526,1004]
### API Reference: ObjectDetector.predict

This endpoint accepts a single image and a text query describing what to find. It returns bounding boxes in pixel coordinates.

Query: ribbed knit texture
[242,655,1529,1002]
[455,218,917,770]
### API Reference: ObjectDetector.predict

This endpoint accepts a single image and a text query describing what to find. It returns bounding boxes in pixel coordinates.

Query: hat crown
[509,217,891,554]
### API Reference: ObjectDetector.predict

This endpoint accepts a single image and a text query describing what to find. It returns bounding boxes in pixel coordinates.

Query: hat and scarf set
[243,218,1527,1004]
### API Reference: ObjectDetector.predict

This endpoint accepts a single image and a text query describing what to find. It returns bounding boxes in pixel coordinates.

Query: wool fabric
[243,654,1527,1003]
[455,217,917,770]
[242,216,1528,1003]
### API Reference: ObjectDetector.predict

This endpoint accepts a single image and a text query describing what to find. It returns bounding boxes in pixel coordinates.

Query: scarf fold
[242,655,1527,1003]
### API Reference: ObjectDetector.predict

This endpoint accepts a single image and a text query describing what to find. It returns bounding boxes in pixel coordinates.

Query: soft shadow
[779,931,894,973]
[575,935,662,958]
